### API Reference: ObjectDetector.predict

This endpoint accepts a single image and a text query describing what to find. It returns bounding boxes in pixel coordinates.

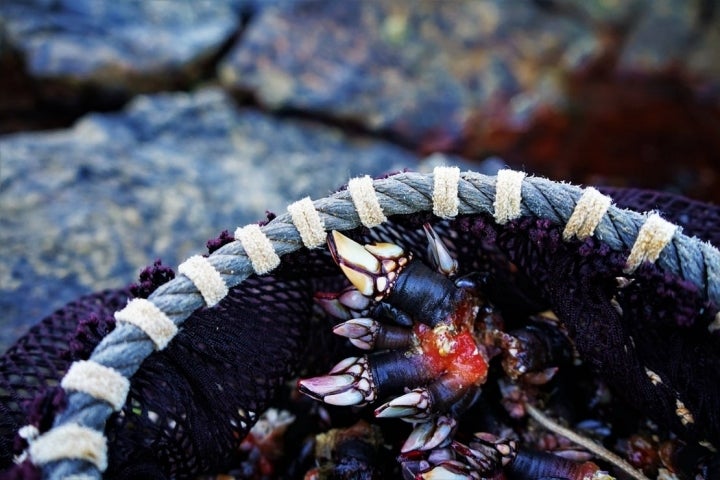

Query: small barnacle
[644,368,663,386]
[674,399,694,426]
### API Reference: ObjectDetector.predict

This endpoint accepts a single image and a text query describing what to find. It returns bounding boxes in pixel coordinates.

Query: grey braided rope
[42,171,720,479]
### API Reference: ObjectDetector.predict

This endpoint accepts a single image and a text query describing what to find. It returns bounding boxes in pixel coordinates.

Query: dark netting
[598,187,720,245]
[0,185,718,478]
[453,214,719,443]
[0,289,129,472]
[106,275,318,478]
[0,246,347,479]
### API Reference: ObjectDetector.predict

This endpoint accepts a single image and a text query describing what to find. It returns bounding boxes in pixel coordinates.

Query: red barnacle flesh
[413,285,489,391]
[414,323,488,389]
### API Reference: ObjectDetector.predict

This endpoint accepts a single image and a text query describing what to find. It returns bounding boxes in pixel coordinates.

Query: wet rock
[0,87,421,350]
[0,0,243,118]
[218,0,591,152]
[543,0,646,26]
[617,0,704,75]
[219,0,720,201]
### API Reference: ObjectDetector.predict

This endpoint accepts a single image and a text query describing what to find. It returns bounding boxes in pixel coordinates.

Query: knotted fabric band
[114,298,177,350]
[493,169,526,224]
[178,255,229,307]
[347,175,387,227]
[432,166,460,219]
[287,197,326,248]
[624,213,678,274]
[29,423,107,471]
[61,360,130,411]
[234,224,281,274]
[562,187,613,241]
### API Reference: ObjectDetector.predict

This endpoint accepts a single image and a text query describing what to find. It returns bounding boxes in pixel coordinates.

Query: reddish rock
[220,0,720,201]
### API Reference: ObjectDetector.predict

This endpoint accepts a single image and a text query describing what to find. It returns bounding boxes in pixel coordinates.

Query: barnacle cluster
[297,225,628,479]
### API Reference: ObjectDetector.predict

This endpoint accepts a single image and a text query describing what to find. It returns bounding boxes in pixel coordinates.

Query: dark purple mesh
[106,275,318,478]
[0,186,718,477]
[0,289,129,470]
[599,187,720,245]
[453,206,720,444]
[128,260,175,300]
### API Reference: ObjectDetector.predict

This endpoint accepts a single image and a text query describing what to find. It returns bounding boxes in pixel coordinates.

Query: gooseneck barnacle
[2,167,718,478]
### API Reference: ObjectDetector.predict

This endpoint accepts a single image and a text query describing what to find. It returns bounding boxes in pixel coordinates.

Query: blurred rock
[0,87,420,350]
[617,0,702,75]
[219,0,720,201]
[0,0,243,129]
[219,0,587,153]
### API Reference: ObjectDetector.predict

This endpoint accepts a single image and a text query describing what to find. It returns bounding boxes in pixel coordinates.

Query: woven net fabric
[106,274,317,478]
[0,184,718,478]
[0,289,129,469]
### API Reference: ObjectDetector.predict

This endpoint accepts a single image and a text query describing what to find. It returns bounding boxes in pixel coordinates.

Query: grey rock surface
[617,0,704,74]
[0,87,424,349]
[219,0,587,151]
[0,0,241,102]
[219,0,720,154]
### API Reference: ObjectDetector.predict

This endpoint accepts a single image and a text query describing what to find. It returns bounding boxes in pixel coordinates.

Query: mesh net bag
[0,169,718,479]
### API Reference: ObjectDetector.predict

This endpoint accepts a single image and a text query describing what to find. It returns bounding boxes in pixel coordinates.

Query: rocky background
[1,0,719,350]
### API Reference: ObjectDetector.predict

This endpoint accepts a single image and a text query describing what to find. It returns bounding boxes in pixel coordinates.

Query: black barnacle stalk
[325,226,467,329]
[500,321,575,382]
[504,449,609,480]
[381,259,464,328]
